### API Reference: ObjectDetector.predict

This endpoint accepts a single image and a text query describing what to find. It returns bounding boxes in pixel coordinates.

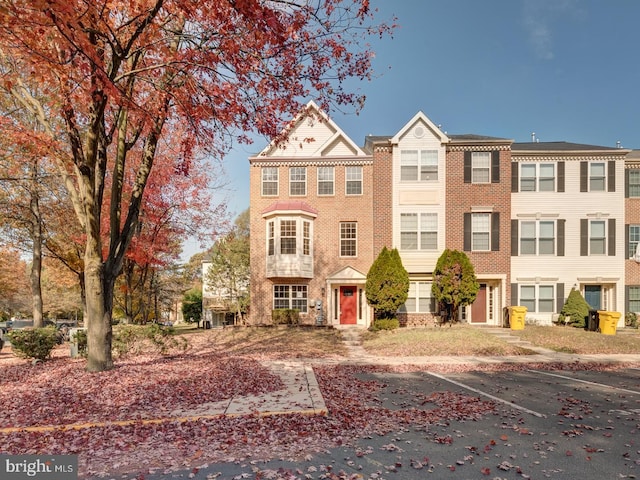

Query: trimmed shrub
[6,327,59,361]
[370,318,400,331]
[626,312,638,328]
[366,247,409,321]
[112,323,187,357]
[558,288,590,328]
[272,309,300,325]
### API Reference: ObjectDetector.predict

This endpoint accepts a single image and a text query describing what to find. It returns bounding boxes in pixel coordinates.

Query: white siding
[511,157,625,325]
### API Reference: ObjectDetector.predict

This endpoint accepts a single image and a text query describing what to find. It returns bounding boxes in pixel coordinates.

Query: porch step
[337,326,370,359]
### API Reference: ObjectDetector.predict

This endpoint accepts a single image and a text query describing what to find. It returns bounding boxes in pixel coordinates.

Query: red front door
[340,286,357,324]
[471,284,487,323]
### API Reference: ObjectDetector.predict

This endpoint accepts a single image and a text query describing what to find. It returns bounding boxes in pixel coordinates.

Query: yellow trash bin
[597,310,620,335]
[509,306,527,330]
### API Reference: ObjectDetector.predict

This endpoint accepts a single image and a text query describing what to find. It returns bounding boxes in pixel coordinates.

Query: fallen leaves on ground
[1,328,639,479]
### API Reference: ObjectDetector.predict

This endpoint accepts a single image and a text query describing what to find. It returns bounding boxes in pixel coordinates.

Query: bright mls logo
[1,455,77,480]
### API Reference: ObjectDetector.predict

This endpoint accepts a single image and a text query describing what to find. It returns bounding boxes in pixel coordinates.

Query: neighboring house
[201,260,247,327]
[511,141,629,325]
[247,102,637,328]
[626,150,640,317]
[249,101,376,327]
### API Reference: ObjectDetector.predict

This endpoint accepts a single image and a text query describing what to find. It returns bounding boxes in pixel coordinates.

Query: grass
[187,324,349,358]
[511,325,640,354]
[361,324,537,357]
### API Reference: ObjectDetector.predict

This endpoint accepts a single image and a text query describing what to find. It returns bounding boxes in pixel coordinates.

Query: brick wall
[248,158,375,325]
[372,143,393,253]
[445,146,512,303]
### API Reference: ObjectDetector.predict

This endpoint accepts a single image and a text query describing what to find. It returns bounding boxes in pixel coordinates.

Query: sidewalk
[190,326,640,420]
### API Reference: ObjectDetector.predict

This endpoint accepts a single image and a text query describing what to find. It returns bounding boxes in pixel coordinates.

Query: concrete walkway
[200,325,640,420]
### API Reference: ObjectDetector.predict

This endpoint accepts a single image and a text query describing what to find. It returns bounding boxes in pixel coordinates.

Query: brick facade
[244,102,638,328]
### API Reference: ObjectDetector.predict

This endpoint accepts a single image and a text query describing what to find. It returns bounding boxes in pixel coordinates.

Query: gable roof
[255,100,365,158]
[391,111,449,144]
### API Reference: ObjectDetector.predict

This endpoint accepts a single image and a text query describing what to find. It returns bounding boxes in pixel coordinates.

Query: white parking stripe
[426,371,546,418]
[528,370,640,395]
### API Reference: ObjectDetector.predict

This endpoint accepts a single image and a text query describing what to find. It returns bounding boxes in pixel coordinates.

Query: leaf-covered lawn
[203,325,349,358]
[361,325,537,356]
[1,326,639,478]
[511,325,640,354]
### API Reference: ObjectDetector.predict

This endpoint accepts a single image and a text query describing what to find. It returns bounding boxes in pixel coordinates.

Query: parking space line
[527,370,640,395]
[426,371,546,418]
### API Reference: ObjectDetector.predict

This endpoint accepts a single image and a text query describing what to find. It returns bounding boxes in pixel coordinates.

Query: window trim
[471,151,491,184]
[471,212,491,251]
[629,286,640,313]
[589,162,606,192]
[589,219,607,255]
[519,220,555,256]
[261,167,278,196]
[629,224,640,258]
[629,170,640,197]
[519,284,555,313]
[519,163,556,192]
[265,216,314,258]
[289,166,307,196]
[400,149,438,182]
[273,284,308,313]
[345,165,363,195]
[317,165,335,196]
[401,281,435,313]
[339,221,357,257]
[400,212,438,251]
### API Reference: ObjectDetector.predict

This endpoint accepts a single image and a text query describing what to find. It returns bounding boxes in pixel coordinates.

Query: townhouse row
[247,102,640,328]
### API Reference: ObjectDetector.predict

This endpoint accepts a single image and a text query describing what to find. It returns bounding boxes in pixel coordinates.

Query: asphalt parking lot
[140,367,640,480]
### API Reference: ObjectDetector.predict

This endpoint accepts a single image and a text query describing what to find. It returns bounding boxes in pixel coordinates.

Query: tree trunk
[84,245,114,372]
[29,182,44,328]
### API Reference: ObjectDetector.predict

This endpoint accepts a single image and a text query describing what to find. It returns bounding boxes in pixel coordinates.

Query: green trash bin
[597,311,620,335]
[509,306,527,330]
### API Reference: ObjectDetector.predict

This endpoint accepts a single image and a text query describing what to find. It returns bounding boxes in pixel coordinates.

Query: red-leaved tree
[0,0,394,371]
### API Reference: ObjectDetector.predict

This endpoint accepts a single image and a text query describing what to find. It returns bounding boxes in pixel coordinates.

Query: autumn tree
[0,1,393,371]
[365,247,409,327]
[432,249,479,324]
[0,248,31,319]
[204,208,250,324]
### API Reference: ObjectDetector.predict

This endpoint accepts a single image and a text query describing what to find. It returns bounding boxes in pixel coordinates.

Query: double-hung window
[346,166,362,195]
[590,220,606,255]
[400,150,438,181]
[280,220,297,254]
[317,166,334,195]
[340,222,357,257]
[630,170,640,197]
[273,285,308,313]
[289,167,306,196]
[267,221,275,255]
[520,285,555,313]
[262,167,278,196]
[590,163,606,191]
[520,220,555,255]
[629,225,640,258]
[520,164,555,192]
[400,213,437,250]
[472,152,491,183]
[402,281,434,313]
[471,213,491,251]
[630,286,640,313]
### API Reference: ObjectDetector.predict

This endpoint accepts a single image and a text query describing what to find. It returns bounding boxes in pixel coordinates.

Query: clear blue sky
[192,0,640,257]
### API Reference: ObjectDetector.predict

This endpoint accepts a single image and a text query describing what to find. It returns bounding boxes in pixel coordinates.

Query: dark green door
[584,285,601,310]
